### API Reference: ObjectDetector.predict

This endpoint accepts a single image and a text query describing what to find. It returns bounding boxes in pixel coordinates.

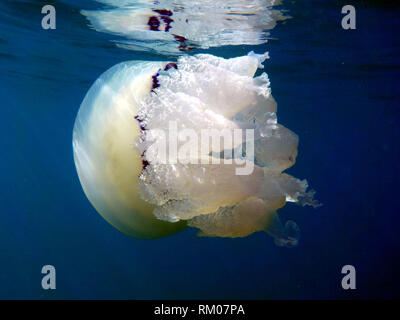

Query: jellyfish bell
[73,61,187,239]
[73,52,320,243]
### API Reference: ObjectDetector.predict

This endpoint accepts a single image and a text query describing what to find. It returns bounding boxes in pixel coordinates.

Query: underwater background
[0,0,399,299]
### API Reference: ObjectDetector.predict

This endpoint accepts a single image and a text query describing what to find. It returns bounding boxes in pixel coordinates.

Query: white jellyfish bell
[73,52,320,243]
[73,60,187,239]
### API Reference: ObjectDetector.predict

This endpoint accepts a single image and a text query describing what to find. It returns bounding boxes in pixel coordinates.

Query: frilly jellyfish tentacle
[266,216,301,248]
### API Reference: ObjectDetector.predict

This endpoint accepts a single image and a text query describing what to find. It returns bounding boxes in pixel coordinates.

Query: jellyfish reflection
[81,0,287,55]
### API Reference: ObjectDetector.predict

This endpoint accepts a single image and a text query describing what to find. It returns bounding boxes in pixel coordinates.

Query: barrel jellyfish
[81,0,286,55]
[73,52,320,245]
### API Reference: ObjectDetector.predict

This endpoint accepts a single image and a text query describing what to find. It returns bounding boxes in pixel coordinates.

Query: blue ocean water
[0,0,399,299]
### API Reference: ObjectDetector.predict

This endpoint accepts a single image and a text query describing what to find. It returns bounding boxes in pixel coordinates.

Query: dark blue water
[0,0,399,299]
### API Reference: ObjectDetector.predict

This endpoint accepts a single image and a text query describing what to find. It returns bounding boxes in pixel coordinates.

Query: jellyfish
[81,0,287,55]
[73,52,320,243]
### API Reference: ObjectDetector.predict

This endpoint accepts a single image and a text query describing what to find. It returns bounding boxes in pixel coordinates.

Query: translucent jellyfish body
[81,0,286,55]
[73,52,320,243]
